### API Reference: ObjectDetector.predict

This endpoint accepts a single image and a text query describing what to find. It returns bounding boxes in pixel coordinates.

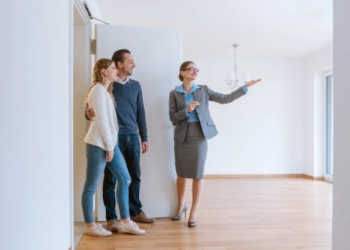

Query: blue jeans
[82,143,131,223]
[103,134,143,220]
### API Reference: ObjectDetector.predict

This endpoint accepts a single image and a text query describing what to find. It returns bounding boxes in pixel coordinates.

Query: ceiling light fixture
[225,44,250,89]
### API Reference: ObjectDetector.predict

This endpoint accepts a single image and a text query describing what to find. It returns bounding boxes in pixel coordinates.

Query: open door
[95,25,183,220]
[73,0,91,248]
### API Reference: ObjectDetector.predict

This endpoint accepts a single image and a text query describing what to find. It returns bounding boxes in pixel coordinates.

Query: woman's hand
[244,78,262,88]
[187,101,200,113]
[107,150,114,162]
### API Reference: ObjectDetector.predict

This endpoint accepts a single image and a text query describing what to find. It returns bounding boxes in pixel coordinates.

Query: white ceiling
[94,0,332,59]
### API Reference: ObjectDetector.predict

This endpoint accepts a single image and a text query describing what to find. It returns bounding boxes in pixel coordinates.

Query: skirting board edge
[204,174,324,180]
[303,174,325,180]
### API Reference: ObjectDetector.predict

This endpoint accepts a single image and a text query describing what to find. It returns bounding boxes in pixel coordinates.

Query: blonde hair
[85,58,116,106]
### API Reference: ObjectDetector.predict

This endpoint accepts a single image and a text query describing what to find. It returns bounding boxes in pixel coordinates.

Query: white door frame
[71,0,91,249]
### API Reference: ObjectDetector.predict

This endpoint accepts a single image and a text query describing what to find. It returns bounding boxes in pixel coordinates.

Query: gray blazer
[169,85,246,143]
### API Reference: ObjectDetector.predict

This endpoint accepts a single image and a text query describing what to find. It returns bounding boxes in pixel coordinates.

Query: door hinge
[90,39,96,55]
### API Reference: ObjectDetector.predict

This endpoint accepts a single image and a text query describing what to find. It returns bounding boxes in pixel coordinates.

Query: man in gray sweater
[86,49,155,231]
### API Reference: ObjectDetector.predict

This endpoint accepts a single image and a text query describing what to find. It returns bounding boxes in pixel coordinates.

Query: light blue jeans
[82,143,131,223]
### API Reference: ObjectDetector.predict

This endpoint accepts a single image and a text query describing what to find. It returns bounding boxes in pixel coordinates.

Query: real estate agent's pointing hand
[244,78,262,88]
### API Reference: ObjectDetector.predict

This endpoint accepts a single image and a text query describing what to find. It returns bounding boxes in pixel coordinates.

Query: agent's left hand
[142,142,149,154]
[245,78,262,88]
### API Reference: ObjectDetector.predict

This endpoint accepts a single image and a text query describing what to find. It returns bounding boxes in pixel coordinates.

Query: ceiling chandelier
[225,44,250,89]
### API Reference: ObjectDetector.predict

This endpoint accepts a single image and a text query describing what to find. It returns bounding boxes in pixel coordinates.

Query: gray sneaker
[106,220,118,232]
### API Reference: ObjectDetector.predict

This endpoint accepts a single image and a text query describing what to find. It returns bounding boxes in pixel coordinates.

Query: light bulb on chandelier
[225,44,251,89]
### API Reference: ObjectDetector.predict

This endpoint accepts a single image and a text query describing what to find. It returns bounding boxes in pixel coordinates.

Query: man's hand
[141,142,149,154]
[86,103,96,121]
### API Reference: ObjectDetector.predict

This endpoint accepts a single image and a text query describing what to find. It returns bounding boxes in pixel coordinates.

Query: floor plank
[76,178,332,250]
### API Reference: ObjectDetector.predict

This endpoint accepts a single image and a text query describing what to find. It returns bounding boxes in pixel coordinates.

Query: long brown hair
[84,58,116,106]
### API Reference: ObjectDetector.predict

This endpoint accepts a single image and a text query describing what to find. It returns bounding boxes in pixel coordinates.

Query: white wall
[0,1,71,250]
[333,0,350,249]
[184,57,305,175]
[303,46,333,177]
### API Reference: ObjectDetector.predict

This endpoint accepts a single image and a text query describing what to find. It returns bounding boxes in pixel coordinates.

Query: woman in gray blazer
[169,61,261,227]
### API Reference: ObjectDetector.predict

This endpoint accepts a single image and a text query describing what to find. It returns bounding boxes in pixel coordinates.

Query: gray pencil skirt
[175,122,208,179]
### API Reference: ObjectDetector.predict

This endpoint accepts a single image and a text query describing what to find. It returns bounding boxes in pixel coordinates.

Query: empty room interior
[75,0,334,249]
[2,0,350,250]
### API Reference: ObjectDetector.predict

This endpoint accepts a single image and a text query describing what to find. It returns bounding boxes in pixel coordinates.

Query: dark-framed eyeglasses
[184,67,199,73]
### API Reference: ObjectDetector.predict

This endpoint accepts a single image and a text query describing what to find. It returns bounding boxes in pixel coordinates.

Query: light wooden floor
[76,178,332,250]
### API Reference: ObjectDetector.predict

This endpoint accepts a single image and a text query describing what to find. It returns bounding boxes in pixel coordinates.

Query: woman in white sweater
[82,58,145,237]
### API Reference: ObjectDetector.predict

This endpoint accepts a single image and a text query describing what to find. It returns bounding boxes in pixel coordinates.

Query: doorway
[73,0,91,249]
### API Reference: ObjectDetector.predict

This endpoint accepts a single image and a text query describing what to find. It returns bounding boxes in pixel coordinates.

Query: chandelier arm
[226,44,241,90]
[235,46,237,82]
[234,44,239,83]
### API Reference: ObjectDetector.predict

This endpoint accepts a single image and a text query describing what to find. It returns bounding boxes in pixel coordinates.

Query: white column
[333,0,350,249]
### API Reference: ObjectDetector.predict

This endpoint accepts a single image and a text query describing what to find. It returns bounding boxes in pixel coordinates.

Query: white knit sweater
[84,84,119,151]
